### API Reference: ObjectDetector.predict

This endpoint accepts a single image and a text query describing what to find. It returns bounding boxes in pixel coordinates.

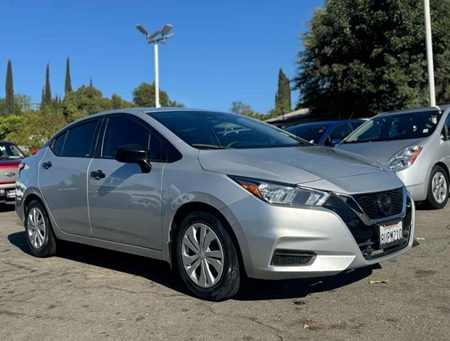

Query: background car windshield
[0,143,24,159]
[343,110,441,143]
[287,123,330,143]
[149,111,308,149]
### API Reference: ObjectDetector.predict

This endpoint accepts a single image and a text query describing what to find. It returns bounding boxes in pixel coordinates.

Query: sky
[0,0,323,113]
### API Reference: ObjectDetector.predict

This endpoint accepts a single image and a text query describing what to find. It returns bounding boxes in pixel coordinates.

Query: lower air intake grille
[271,250,315,266]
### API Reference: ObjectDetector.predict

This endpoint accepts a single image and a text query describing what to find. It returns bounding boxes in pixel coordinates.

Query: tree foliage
[62,84,111,122]
[4,60,16,115]
[294,0,450,117]
[65,57,72,95]
[274,68,291,115]
[133,82,183,107]
[41,64,52,109]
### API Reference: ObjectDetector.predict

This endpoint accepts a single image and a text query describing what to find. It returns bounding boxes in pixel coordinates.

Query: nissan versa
[15,109,415,301]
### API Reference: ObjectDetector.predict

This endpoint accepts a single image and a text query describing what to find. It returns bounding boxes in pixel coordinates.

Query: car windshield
[0,142,24,159]
[287,123,331,144]
[149,111,310,149]
[343,110,441,144]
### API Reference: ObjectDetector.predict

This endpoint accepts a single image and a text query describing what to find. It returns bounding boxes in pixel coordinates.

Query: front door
[88,115,165,250]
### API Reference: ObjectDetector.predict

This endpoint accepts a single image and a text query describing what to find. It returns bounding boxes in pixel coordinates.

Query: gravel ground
[0,204,449,340]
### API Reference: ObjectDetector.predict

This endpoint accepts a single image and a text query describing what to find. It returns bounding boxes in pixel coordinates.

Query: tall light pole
[424,0,436,107]
[136,23,174,108]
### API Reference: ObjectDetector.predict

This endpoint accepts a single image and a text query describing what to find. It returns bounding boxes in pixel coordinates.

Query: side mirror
[115,145,151,173]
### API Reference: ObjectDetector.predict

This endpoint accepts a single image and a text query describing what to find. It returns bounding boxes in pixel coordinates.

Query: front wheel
[175,211,240,301]
[425,165,449,209]
[25,200,57,257]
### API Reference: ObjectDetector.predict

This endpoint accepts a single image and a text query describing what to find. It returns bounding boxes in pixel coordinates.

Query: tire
[425,165,449,209]
[24,200,57,257]
[175,211,240,301]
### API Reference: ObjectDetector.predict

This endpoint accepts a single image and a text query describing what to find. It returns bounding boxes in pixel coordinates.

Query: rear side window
[52,132,67,156]
[62,121,98,158]
[102,117,150,159]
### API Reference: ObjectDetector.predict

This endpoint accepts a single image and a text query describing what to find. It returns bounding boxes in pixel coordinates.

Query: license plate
[379,221,403,248]
[6,190,15,198]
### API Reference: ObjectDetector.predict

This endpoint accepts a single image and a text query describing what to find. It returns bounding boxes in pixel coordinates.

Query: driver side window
[102,117,150,159]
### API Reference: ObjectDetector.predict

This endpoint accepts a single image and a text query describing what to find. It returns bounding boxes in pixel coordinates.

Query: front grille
[323,194,412,260]
[353,188,404,220]
[271,250,315,266]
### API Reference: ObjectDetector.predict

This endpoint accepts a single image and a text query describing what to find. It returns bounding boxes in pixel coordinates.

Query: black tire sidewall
[426,166,449,209]
[25,200,56,257]
[175,211,240,301]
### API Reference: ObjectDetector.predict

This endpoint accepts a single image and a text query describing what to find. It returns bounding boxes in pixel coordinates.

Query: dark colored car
[0,140,25,205]
[286,119,366,146]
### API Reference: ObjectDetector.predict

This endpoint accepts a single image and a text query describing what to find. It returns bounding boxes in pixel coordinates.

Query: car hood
[198,146,394,192]
[335,138,426,165]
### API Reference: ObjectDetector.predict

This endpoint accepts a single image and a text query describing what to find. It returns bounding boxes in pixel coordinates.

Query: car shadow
[8,231,379,301]
[0,204,16,213]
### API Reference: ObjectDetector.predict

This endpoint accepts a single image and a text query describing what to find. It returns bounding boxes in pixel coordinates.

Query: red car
[0,140,24,206]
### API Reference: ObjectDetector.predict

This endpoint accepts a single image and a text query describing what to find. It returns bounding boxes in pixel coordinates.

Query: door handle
[42,161,52,169]
[90,170,106,180]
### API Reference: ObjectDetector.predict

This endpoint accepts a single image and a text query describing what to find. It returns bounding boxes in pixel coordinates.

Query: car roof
[287,119,364,130]
[377,104,450,117]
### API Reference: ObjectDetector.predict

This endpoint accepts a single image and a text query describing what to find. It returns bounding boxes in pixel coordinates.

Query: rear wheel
[175,211,240,301]
[25,200,57,257]
[425,165,449,209]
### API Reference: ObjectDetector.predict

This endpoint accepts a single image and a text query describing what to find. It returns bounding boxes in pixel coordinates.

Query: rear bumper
[0,183,16,204]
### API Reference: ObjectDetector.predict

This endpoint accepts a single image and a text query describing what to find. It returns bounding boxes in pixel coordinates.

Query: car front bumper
[221,193,415,280]
[396,165,429,202]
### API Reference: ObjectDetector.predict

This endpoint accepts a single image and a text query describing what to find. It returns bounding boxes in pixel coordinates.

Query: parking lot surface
[0,205,449,340]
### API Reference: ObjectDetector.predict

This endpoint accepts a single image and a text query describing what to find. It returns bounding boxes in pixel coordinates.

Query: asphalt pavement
[0,204,449,340]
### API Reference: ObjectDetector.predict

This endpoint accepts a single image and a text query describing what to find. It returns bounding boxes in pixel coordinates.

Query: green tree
[132,82,182,107]
[230,101,263,119]
[41,64,52,109]
[62,84,111,122]
[111,93,133,109]
[4,60,16,115]
[14,94,32,112]
[274,69,291,115]
[65,57,72,96]
[294,0,450,117]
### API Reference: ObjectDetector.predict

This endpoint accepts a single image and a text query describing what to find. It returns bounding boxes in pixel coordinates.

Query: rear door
[39,119,100,236]
[87,115,165,250]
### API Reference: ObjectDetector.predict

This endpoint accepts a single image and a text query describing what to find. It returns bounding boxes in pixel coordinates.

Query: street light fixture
[136,23,175,108]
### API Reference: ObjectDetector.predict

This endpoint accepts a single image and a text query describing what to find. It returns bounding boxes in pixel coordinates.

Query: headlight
[387,145,422,172]
[230,176,330,207]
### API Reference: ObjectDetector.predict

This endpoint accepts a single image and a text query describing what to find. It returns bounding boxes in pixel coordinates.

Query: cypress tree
[5,60,14,115]
[43,64,52,105]
[64,57,72,95]
[274,68,292,115]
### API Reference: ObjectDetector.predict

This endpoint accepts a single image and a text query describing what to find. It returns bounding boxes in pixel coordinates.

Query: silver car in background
[16,109,415,301]
[337,106,450,209]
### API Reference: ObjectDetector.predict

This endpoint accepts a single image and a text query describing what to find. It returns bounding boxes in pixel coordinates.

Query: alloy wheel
[181,223,224,288]
[432,171,448,204]
[27,207,46,249]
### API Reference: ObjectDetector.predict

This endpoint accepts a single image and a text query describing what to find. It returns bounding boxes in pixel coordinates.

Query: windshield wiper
[191,144,229,150]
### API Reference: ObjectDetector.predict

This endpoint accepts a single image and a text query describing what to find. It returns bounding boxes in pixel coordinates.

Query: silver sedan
[337,106,450,209]
[16,109,414,300]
